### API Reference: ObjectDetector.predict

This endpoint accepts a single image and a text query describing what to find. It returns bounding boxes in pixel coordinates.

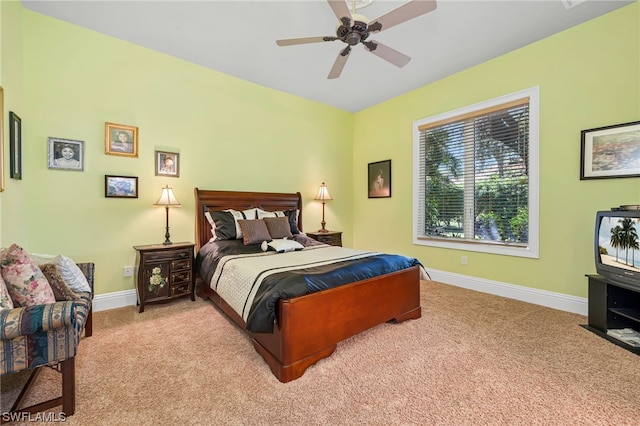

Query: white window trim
[412,86,540,259]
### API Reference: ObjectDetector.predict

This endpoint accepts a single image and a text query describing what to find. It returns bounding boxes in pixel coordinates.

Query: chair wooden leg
[61,358,75,416]
[84,305,93,337]
[1,358,76,421]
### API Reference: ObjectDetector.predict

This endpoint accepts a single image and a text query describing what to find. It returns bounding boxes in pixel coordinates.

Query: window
[413,87,539,258]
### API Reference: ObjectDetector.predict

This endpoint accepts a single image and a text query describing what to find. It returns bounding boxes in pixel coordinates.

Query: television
[595,208,640,290]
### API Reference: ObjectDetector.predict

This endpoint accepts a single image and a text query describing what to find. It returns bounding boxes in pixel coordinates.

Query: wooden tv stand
[585,274,640,354]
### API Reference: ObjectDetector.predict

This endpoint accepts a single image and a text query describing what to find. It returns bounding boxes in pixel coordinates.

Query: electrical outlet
[461,256,468,266]
[123,266,133,277]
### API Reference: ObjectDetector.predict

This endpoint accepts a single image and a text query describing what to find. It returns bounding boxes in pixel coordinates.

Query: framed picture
[48,137,85,171]
[105,175,138,198]
[368,159,392,198]
[580,121,640,180]
[9,111,21,180]
[155,150,180,177]
[105,122,138,157]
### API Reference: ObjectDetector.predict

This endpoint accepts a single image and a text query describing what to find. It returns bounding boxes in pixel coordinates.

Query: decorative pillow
[206,210,238,240]
[206,208,258,241]
[40,263,82,301]
[30,253,91,293]
[257,208,285,219]
[243,208,258,220]
[0,274,14,309]
[283,209,301,234]
[261,239,305,253]
[0,244,56,307]
[263,216,294,239]
[237,219,272,245]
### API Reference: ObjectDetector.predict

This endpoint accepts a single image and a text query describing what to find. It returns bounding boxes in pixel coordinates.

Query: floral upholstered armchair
[0,244,94,417]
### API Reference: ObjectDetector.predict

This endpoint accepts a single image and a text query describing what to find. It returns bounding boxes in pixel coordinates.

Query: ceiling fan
[276,0,438,79]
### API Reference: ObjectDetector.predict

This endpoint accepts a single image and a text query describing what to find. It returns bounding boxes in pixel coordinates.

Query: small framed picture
[105,175,138,198]
[368,159,391,198]
[105,122,138,157]
[580,121,640,180]
[155,150,180,177]
[48,137,85,171]
[9,111,22,180]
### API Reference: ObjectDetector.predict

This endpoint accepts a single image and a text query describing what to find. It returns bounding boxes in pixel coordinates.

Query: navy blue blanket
[196,238,422,333]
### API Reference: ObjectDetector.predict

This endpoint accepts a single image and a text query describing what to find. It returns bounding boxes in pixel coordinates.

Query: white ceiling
[22,0,634,112]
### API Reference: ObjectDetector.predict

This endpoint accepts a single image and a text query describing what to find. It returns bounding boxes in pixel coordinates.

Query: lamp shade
[154,185,181,207]
[314,182,333,201]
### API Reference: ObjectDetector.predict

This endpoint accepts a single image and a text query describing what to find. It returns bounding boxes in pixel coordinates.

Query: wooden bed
[194,188,422,382]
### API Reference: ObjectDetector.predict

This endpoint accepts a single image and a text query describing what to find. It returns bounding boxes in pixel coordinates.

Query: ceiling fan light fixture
[347,0,374,10]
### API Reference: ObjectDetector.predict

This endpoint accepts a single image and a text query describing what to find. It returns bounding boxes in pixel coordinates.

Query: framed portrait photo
[105,175,138,198]
[105,122,138,157]
[9,111,22,180]
[580,121,640,180]
[368,160,391,198]
[155,150,180,177]
[48,137,85,171]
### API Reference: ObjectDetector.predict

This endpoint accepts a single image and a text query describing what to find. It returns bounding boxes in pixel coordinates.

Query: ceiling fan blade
[276,36,337,46]
[327,0,352,23]
[328,46,351,79]
[364,41,411,68]
[368,0,437,33]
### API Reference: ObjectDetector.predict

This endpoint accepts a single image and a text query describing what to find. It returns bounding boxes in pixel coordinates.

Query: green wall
[352,3,639,297]
[2,7,353,295]
[1,0,26,245]
[1,3,638,301]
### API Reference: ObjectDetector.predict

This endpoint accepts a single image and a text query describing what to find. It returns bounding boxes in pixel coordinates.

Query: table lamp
[154,185,181,244]
[314,182,333,233]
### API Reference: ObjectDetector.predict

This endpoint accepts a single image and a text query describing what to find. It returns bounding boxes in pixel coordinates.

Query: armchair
[1,262,94,419]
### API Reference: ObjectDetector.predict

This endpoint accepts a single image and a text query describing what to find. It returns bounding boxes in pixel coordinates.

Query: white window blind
[413,87,539,258]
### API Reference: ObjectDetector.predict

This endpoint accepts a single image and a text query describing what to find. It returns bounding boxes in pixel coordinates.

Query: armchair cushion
[0,244,55,307]
[40,263,83,301]
[30,253,91,293]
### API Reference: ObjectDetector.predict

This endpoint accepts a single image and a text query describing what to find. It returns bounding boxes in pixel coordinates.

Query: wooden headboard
[194,188,303,251]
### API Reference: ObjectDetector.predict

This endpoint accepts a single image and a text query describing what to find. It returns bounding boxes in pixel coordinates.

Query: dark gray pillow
[207,210,237,240]
[283,209,301,234]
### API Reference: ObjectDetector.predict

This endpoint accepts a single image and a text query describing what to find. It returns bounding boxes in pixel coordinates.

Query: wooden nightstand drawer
[171,258,192,271]
[133,242,196,313]
[171,270,191,283]
[143,249,190,262]
[171,282,190,296]
[306,231,342,247]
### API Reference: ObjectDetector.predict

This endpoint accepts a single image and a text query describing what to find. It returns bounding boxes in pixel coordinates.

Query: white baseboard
[92,289,137,312]
[92,271,588,317]
[425,268,588,317]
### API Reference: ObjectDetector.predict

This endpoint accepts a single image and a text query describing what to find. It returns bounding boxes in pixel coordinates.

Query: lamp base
[317,229,330,233]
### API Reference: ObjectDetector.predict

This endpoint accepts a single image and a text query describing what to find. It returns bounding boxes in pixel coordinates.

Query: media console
[585,274,640,354]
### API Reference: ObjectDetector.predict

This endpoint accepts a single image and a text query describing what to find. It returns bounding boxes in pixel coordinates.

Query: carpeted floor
[2,280,639,425]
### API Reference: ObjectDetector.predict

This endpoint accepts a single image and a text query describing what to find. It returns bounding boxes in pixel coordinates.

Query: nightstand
[306,231,342,247]
[133,242,195,313]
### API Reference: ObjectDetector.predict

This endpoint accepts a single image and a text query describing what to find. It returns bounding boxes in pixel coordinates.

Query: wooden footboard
[198,266,421,382]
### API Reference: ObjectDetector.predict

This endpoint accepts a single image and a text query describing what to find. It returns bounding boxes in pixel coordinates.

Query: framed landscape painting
[580,121,640,180]
[105,175,138,198]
